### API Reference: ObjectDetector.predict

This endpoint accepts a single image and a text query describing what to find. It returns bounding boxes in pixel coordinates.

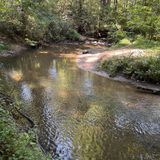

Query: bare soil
[77,48,160,95]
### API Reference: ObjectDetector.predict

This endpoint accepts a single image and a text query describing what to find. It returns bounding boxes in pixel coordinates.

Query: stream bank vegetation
[0,100,50,159]
[0,107,48,160]
[101,36,160,84]
[0,79,49,159]
[101,52,160,84]
[0,0,160,159]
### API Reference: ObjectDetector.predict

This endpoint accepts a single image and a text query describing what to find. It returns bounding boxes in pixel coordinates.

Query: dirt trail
[77,48,134,71]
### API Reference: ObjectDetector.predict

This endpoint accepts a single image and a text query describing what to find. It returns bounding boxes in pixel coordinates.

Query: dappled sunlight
[34,63,40,68]
[86,56,99,63]
[57,90,68,99]
[56,69,69,88]
[1,0,160,158]
[27,83,38,89]
[39,78,53,88]
[58,53,77,59]
[39,51,49,54]
[8,70,23,82]
[72,121,109,160]
[70,110,85,119]
[83,103,108,123]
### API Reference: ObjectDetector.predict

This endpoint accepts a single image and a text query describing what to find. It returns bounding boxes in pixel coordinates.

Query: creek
[0,44,160,160]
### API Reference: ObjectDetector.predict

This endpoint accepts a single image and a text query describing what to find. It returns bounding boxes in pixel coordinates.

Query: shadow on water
[0,44,160,160]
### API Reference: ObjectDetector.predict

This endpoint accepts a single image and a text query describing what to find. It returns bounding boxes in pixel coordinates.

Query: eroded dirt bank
[77,48,160,94]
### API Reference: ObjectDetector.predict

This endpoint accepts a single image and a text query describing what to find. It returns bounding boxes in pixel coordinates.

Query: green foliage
[0,43,9,51]
[0,105,48,160]
[25,38,38,47]
[70,0,101,34]
[119,0,160,40]
[0,0,81,42]
[133,36,160,50]
[101,54,160,84]
[0,0,160,43]
[112,36,160,50]
[116,38,131,47]
[101,56,133,77]
[115,30,127,41]
[66,29,81,41]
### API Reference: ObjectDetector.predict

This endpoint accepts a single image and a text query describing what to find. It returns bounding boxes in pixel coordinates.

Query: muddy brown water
[0,45,160,160]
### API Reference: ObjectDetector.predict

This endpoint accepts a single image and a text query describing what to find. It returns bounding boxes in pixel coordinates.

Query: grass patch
[101,54,160,84]
[112,36,160,52]
[132,36,160,50]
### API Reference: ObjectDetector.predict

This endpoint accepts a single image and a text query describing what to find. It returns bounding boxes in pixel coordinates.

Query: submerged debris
[82,50,90,54]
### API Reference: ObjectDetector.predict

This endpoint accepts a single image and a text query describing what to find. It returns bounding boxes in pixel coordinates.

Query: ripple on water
[0,46,160,160]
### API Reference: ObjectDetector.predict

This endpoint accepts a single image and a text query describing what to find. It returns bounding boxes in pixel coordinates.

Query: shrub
[118,38,131,46]
[101,56,133,77]
[115,30,127,41]
[25,38,38,47]
[101,54,160,84]
[45,19,80,42]
[66,29,81,41]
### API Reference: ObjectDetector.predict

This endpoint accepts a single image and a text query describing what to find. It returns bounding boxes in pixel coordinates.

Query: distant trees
[117,0,160,40]
[0,0,159,42]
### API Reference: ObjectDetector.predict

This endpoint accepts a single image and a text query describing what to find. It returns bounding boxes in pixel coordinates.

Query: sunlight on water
[0,45,160,160]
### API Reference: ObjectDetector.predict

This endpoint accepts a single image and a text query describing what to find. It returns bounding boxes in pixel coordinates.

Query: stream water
[0,45,160,160]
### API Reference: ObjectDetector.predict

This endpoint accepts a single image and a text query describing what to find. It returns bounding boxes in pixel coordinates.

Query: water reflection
[0,45,160,160]
[20,82,32,102]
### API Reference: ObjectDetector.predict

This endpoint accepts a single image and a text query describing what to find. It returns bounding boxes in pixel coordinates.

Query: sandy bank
[77,48,160,95]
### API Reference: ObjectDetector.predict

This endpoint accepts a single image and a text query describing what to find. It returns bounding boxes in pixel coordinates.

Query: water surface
[0,45,160,160]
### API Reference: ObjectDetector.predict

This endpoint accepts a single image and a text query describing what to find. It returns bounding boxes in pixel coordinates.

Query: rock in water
[82,50,89,54]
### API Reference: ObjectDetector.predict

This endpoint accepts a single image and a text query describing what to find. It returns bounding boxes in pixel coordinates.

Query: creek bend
[0,45,160,160]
